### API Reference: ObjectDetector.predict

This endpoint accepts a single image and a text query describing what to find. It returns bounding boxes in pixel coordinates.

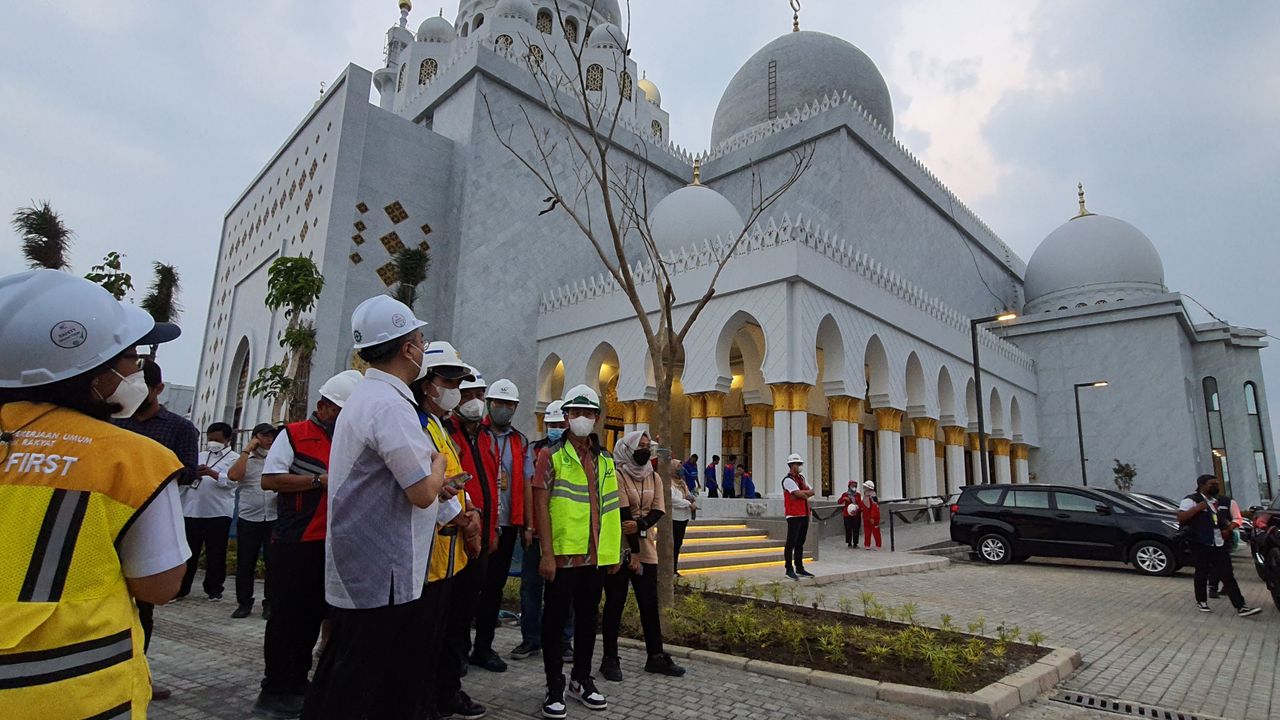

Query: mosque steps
[678,521,809,574]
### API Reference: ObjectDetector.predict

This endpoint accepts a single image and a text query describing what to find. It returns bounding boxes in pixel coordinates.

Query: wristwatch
[311,476,323,489]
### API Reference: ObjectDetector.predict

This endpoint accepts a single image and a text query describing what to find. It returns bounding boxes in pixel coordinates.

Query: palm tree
[391,246,431,309]
[11,201,73,270]
[140,262,182,323]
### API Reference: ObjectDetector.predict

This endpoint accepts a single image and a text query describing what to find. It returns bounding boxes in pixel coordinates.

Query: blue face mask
[547,428,565,442]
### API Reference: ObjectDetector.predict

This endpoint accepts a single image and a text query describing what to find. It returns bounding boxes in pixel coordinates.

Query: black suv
[950,484,1189,576]
[1247,495,1280,609]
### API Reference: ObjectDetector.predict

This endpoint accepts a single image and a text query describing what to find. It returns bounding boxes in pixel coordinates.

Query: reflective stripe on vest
[425,415,468,582]
[19,489,90,603]
[548,442,621,566]
[0,628,131,689]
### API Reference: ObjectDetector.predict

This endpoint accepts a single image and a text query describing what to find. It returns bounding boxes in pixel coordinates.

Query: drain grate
[1050,690,1229,720]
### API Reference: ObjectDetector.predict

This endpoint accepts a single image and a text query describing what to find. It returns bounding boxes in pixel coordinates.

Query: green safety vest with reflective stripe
[548,441,621,566]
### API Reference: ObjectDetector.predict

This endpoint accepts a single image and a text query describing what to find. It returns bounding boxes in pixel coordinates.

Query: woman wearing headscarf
[598,431,686,682]
[668,459,697,575]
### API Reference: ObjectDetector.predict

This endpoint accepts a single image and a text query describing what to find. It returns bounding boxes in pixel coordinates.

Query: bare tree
[481,0,813,607]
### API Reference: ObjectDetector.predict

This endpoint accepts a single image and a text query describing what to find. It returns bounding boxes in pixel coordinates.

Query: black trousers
[784,516,809,572]
[181,516,231,597]
[236,518,274,607]
[672,521,688,572]
[843,514,862,546]
[262,541,327,696]
[447,544,488,668]
[1193,544,1245,607]
[422,577,456,710]
[602,562,663,659]
[138,602,154,653]
[473,526,518,656]
[300,595,430,720]
[541,565,604,686]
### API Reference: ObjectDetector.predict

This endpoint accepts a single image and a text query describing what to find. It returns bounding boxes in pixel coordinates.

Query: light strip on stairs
[685,524,749,531]
[681,535,770,545]
[680,558,814,575]
[681,547,783,559]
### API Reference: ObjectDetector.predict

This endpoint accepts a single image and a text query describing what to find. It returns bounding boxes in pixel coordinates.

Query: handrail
[884,494,955,551]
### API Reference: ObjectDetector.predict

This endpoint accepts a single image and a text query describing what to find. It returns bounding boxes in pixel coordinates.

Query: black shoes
[252,691,304,719]
[785,570,799,580]
[599,655,623,682]
[468,649,509,673]
[796,569,815,578]
[568,676,607,710]
[510,641,540,660]
[439,690,486,719]
[644,653,686,677]
[232,603,253,619]
[542,676,567,719]
[1238,606,1262,617]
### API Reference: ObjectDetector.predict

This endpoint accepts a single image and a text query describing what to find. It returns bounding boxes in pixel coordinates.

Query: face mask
[490,405,516,427]
[409,344,429,382]
[1206,487,1221,498]
[547,428,565,442]
[106,370,149,419]
[632,449,651,466]
[458,398,485,421]
[434,385,461,412]
[569,416,595,438]
[207,441,227,454]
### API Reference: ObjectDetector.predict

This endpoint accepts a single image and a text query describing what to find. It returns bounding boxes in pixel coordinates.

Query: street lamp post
[1073,381,1109,486]
[970,312,1018,485]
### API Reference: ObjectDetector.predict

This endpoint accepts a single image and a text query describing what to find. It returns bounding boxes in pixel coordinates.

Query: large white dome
[418,15,456,42]
[711,30,893,147]
[1023,212,1166,312]
[648,183,744,253]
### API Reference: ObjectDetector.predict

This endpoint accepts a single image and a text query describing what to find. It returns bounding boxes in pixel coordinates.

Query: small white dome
[648,182,744,253]
[637,76,661,106]
[589,22,626,50]
[493,0,534,23]
[1023,212,1166,312]
[417,15,456,43]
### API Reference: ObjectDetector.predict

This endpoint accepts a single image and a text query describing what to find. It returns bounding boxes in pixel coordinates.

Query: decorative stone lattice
[380,231,406,255]
[384,201,408,224]
[376,262,398,286]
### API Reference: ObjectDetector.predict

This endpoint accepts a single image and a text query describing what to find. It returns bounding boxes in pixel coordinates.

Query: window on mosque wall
[651,120,663,140]
[496,34,514,50]
[474,14,484,29]
[620,71,633,100]
[461,22,469,37]
[529,45,544,66]
[419,58,438,85]
[1245,382,1272,499]
[397,63,406,92]
[537,9,553,34]
[586,64,604,91]
[565,18,579,43]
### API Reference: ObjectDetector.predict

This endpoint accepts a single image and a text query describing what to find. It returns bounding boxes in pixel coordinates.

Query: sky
[3,0,1278,436]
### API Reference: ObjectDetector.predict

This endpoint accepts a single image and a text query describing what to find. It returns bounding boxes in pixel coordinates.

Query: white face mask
[106,370,150,419]
[207,441,227,454]
[457,398,485,421]
[434,385,461,412]
[568,416,595,438]
[410,344,430,382]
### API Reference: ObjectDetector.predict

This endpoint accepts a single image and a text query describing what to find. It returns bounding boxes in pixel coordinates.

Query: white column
[771,410,790,496]
[912,418,939,497]
[748,405,769,484]
[809,431,823,496]
[849,420,863,488]
[790,413,808,464]
[832,419,850,489]
[633,401,652,437]
[689,394,706,491]
[992,439,1012,484]
[968,432,984,486]
[945,444,966,496]
[874,408,905,500]
[705,418,723,486]
[1013,443,1030,484]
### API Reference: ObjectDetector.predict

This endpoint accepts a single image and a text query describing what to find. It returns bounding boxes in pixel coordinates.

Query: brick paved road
[818,552,1278,720]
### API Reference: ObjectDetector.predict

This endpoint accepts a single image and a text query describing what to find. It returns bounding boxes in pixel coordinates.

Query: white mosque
[192,0,1275,508]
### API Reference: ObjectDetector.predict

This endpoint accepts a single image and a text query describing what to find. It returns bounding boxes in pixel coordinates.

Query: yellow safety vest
[0,401,182,720]
[549,442,622,566]
[425,415,468,582]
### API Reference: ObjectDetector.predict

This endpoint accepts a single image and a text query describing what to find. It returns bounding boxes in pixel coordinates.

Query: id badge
[498,469,510,491]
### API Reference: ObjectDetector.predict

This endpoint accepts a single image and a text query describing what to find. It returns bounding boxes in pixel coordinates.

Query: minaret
[374,1,416,110]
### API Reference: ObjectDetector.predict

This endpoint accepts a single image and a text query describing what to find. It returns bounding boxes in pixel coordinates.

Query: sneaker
[468,649,508,673]
[439,690,486,719]
[207,593,223,602]
[542,676,567,720]
[599,655,622,682]
[232,603,253,619]
[785,570,799,580]
[796,569,815,578]
[510,641,541,660]
[1197,602,1213,613]
[1238,606,1262,617]
[644,653,686,677]
[251,690,303,719]
[562,643,575,663]
[568,677,607,711]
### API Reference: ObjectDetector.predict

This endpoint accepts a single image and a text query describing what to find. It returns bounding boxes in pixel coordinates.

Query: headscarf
[615,430,658,515]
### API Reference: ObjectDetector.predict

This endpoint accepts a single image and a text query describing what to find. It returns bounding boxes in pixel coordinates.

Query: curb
[618,640,1083,719]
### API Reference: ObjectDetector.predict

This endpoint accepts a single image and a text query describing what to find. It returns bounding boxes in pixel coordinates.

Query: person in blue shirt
[703,455,721,498]
[722,455,737,498]
[738,467,757,499]
[681,455,700,493]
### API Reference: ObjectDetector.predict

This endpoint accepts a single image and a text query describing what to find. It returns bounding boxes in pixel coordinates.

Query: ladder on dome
[767,60,779,120]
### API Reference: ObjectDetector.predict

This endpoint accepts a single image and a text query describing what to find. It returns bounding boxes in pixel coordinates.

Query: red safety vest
[483,418,528,529]
[447,418,503,547]
[783,473,810,518]
[273,418,330,544]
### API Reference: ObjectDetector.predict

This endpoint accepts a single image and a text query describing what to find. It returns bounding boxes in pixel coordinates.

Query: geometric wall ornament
[352,234,365,245]
[350,252,363,265]
[376,262,398,286]
[354,220,366,232]
[420,223,433,235]
[380,231,406,254]
[418,241,430,252]
[384,201,409,224]
[356,202,369,213]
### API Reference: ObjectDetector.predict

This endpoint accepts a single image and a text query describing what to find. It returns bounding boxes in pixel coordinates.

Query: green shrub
[1027,630,1045,648]
[816,624,847,665]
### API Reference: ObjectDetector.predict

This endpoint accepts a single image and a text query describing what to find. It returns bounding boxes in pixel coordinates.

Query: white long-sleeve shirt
[181,447,238,518]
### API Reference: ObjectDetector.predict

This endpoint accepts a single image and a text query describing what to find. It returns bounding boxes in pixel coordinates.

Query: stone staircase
[678,520,812,576]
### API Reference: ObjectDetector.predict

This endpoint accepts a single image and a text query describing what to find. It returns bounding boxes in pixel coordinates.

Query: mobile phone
[447,472,472,490]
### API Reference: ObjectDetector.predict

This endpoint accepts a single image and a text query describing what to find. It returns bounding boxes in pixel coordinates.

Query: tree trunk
[653,340,677,612]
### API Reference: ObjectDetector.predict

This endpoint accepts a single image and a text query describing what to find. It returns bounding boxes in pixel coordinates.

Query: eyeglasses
[119,354,145,371]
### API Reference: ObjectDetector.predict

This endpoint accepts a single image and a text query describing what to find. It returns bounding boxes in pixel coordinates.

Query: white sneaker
[568,677,607,711]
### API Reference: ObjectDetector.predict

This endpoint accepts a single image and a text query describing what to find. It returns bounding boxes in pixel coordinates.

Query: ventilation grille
[1051,690,1229,720]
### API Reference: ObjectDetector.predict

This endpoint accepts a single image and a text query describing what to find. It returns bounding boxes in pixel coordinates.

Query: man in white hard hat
[0,270,188,719]
[253,369,361,719]
[781,453,815,580]
[469,378,531,673]
[532,384,622,719]
[511,400,574,662]
[301,296,454,720]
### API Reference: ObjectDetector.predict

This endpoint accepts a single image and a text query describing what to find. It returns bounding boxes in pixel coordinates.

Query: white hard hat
[862,480,876,490]
[459,366,487,391]
[543,400,566,423]
[786,453,805,465]
[318,370,363,408]
[562,384,601,410]
[0,270,180,388]
[486,379,519,403]
[422,341,472,380]
[350,295,428,349]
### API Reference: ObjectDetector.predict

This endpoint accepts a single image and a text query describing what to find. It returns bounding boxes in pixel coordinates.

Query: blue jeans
[518,540,573,647]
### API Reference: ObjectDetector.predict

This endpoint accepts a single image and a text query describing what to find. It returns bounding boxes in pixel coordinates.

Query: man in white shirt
[178,421,239,600]
[1176,474,1260,616]
[227,423,278,619]
[301,295,455,720]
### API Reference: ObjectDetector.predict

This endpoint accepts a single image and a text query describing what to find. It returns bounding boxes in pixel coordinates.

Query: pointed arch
[863,335,891,407]
[965,378,978,429]
[712,310,769,395]
[815,314,851,395]
[989,386,1006,437]
[1010,395,1024,441]
[223,336,251,428]
[905,352,929,417]
[937,366,957,425]
[585,341,621,395]
[537,352,565,407]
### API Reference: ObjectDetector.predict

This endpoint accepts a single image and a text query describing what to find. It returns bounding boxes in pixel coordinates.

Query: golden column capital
[935,443,946,458]
[942,425,968,447]
[633,400,654,425]
[990,438,1012,457]
[911,417,938,440]
[966,432,985,452]
[828,395,864,423]
[807,414,824,437]
[703,391,727,418]
[765,410,775,429]
[620,401,636,426]
[689,394,706,420]
[1011,443,1030,461]
[790,384,812,412]
[745,403,772,428]
[873,407,904,433]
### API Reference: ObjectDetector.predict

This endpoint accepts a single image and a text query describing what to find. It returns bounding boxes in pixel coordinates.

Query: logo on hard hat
[392,313,406,328]
[353,330,363,342]
[50,321,88,349]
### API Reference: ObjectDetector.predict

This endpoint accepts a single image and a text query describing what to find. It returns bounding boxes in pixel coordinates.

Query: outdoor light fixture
[1074,380,1110,486]
[970,311,1019,484]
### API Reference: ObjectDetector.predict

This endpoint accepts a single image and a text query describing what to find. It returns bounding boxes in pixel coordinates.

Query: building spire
[692,159,702,186]
[791,0,802,32]
[398,0,412,28]
[1075,182,1094,218]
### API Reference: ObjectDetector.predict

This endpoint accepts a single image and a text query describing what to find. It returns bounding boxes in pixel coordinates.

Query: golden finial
[399,0,412,10]
[1075,182,1094,218]
[791,0,802,32]
[692,159,702,185]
